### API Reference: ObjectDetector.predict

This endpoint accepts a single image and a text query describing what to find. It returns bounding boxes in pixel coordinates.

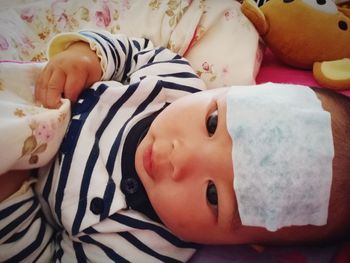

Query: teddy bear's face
[261,0,350,68]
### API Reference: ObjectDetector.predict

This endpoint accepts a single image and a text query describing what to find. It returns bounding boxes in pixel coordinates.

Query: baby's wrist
[68,41,98,62]
[68,41,102,83]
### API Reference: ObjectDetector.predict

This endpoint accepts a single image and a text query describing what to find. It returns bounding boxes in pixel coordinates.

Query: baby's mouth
[143,143,153,178]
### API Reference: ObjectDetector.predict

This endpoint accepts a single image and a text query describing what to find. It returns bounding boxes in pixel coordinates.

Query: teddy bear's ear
[313,59,350,90]
[241,0,269,35]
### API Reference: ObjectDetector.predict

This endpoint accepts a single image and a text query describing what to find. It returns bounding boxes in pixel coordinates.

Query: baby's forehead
[225,83,334,231]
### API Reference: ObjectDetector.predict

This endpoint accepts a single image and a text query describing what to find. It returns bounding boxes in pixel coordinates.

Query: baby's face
[135,87,342,245]
[135,88,241,243]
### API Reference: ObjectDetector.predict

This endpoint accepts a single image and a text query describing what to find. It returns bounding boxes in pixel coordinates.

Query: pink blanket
[257,49,350,97]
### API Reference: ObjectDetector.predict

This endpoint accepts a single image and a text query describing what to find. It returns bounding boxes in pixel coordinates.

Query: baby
[1,30,349,262]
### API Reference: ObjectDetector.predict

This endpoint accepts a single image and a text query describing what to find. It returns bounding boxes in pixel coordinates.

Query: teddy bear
[241,0,350,90]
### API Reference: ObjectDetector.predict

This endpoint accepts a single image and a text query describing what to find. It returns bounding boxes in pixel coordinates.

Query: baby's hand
[35,42,102,108]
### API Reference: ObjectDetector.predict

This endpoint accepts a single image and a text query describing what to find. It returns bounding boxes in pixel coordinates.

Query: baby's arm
[36,30,204,108]
[0,170,30,202]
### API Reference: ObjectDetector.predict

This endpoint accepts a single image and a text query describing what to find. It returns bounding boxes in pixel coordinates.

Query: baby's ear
[241,0,269,35]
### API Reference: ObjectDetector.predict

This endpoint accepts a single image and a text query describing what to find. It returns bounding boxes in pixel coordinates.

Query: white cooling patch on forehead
[226,83,334,231]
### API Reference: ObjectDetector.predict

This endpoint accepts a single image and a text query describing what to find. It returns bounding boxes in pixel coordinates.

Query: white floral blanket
[0,61,70,174]
[0,0,262,88]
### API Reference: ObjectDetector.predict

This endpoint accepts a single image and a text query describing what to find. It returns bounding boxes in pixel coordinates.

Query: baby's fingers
[46,69,65,108]
[35,66,50,104]
[63,73,87,104]
[36,68,65,109]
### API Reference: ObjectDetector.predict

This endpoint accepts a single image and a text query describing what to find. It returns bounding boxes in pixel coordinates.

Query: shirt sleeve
[47,30,204,90]
[0,180,55,262]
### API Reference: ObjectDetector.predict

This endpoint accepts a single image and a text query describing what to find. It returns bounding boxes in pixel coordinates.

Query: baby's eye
[206,110,218,137]
[206,181,218,207]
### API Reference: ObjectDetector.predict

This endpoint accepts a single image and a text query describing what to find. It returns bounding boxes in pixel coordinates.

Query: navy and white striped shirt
[1,31,206,262]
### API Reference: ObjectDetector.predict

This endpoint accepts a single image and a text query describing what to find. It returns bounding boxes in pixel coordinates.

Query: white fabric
[226,83,334,231]
[183,0,262,88]
[0,61,70,174]
[0,0,261,88]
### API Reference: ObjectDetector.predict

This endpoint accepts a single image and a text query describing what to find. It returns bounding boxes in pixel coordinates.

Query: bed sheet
[257,49,350,97]
[189,243,341,263]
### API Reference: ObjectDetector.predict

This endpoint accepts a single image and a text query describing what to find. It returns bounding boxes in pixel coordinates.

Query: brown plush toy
[241,0,350,90]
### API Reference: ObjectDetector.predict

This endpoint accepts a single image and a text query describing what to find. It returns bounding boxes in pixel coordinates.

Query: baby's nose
[153,139,172,161]
[170,139,197,181]
[152,139,173,177]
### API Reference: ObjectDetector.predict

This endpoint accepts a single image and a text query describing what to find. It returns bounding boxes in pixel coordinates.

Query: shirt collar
[121,110,163,223]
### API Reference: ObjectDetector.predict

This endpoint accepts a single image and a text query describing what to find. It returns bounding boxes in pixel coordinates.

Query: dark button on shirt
[122,178,139,195]
[90,197,105,215]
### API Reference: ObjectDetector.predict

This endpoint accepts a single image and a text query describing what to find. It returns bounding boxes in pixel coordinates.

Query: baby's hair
[316,88,350,174]
[314,88,350,240]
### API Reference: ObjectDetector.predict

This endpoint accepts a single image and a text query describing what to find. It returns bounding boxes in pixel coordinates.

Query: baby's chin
[134,132,150,180]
